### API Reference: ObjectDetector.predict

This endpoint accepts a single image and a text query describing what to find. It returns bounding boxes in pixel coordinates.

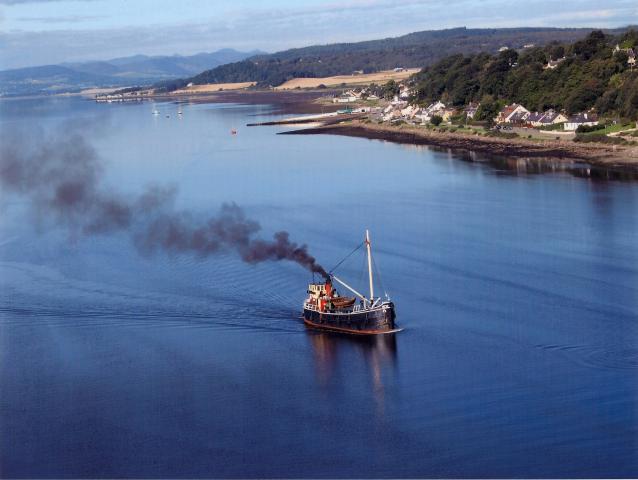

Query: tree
[410,29,638,120]
[475,97,502,125]
[382,80,400,100]
[430,115,443,126]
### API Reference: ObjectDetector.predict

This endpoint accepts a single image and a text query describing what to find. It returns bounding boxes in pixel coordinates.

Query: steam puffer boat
[303,231,398,335]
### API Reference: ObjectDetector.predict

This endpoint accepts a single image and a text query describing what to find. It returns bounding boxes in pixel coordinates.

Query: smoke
[0,127,327,278]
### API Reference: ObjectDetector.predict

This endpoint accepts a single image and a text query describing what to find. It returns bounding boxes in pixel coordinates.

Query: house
[526,112,544,126]
[400,105,419,118]
[544,57,566,70]
[541,111,568,125]
[390,96,408,107]
[367,94,380,100]
[526,110,568,127]
[628,48,636,68]
[464,102,480,119]
[441,108,458,122]
[333,91,358,103]
[496,104,530,124]
[613,44,636,67]
[498,46,509,52]
[416,101,446,122]
[523,43,535,49]
[564,113,599,131]
[509,111,529,124]
[399,87,412,100]
[393,67,406,72]
[382,108,402,122]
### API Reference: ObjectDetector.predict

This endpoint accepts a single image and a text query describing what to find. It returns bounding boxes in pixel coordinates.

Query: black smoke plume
[0,127,327,278]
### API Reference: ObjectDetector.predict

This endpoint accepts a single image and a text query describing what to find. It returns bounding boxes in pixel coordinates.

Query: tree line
[410,30,638,120]
[154,27,617,92]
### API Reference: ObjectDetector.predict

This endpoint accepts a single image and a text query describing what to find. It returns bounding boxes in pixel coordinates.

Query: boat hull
[303,304,396,335]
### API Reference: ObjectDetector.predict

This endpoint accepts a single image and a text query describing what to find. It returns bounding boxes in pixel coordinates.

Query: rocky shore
[282,121,638,172]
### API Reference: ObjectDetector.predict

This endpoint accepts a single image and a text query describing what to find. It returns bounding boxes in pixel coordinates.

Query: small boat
[231,129,237,135]
[152,109,160,115]
[177,109,183,115]
[165,114,170,118]
[303,230,398,335]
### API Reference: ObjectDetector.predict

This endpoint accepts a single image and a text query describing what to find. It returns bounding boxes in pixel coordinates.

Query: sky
[0,0,637,69]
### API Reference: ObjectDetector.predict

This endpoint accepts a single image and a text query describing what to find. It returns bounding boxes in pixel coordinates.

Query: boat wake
[536,343,638,371]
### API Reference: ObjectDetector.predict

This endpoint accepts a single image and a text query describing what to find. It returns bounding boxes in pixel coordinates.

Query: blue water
[1,97,637,478]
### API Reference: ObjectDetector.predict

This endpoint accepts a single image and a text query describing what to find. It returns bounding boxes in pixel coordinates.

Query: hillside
[411,29,638,119]
[157,27,630,91]
[0,49,262,97]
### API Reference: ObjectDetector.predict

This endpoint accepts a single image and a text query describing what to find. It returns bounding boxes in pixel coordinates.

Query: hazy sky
[1,0,637,69]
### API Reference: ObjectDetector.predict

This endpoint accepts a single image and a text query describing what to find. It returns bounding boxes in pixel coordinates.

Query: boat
[303,230,398,335]
[152,108,160,115]
[231,129,237,135]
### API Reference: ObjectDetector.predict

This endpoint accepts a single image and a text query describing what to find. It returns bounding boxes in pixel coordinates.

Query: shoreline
[10,89,638,173]
[281,121,638,172]
[106,89,343,114]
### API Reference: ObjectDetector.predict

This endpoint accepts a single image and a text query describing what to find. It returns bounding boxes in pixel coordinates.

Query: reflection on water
[308,330,397,416]
[396,142,638,181]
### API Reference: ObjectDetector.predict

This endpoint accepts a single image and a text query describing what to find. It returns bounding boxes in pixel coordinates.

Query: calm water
[1,97,637,478]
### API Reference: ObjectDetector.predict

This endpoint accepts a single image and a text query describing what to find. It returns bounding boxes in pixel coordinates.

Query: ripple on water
[0,256,306,334]
[536,343,638,371]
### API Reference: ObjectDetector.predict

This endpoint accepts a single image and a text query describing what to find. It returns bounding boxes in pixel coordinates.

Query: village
[328,44,637,141]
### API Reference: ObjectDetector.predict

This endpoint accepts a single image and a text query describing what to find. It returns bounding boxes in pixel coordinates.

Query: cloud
[1,0,636,69]
[0,0,96,4]
[16,14,106,23]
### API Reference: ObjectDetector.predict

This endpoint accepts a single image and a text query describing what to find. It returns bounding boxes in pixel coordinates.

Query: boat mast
[365,230,374,303]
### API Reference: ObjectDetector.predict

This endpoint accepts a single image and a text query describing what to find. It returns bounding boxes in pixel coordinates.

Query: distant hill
[157,27,632,91]
[0,48,263,96]
[411,29,638,119]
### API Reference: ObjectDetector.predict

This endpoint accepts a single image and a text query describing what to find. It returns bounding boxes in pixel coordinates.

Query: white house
[382,108,402,122]
[416,101,446,123]
[564,113,599,131]
[464,102,480,119]
[400,105,419,118]
[390,95,408,107]
[496,104,530,124]
[544,57,566,70]
[526,110,568,127]
[333,92,358,103]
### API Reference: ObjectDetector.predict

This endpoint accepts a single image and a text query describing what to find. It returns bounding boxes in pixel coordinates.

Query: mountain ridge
[157,26,634,91]
[0,48,264,96]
